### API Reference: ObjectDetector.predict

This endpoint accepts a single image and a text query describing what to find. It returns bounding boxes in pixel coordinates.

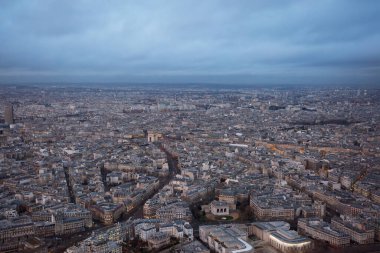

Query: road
[53,142,180,252]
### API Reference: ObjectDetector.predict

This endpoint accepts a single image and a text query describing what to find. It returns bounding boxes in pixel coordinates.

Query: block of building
[4,104,14,124]
[250,195,295,221]
[178,240,210,253]
[249,221,312,253]
[147,231,170,249]
[199,224,254,253]
[331,217,374,244]
[156,201,192,222]
[90,203,125,225]
[298,218,350,247]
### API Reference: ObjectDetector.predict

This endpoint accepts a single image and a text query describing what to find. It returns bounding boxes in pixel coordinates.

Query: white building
[200,225,253,253]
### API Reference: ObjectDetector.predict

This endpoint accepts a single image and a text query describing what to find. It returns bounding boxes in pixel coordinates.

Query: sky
[0,0,380,86]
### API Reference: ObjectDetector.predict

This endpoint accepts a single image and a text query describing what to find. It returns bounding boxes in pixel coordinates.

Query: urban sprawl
[0,85,379,253]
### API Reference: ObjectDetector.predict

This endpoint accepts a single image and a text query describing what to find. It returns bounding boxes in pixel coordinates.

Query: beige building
[210,200,229,216]
[90,203,125,225]
[147,231,170,249]
[156,201,192,222]
[250,196,294,221]
[249,221,312,253]
[147,132,163,142]
[0,217,35,240]
[331,217,374,244]
[143,198,160,218]
[55,217,85,236]
[219,190,237,210]
[0,216,35,252]
[298,218,350,247]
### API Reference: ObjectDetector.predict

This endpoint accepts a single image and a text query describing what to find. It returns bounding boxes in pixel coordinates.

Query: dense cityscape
[0,84,379,253]
[1,0,380,252]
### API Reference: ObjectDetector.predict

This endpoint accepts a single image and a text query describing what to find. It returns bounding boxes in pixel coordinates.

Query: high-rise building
[4,104,14,124]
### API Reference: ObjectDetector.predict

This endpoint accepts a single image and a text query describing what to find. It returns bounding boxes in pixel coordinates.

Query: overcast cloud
[0,0,379,85]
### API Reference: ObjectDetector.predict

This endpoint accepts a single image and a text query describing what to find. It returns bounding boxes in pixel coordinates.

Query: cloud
[0,0,379,85]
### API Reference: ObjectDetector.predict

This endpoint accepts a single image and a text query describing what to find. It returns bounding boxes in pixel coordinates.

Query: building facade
[298,218,350,247]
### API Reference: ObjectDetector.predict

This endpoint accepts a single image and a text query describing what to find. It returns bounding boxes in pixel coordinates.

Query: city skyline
[1,1,380,252]
[1,86,379,253]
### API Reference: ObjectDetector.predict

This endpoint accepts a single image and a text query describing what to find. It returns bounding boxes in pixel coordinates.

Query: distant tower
[4,104,14,124]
